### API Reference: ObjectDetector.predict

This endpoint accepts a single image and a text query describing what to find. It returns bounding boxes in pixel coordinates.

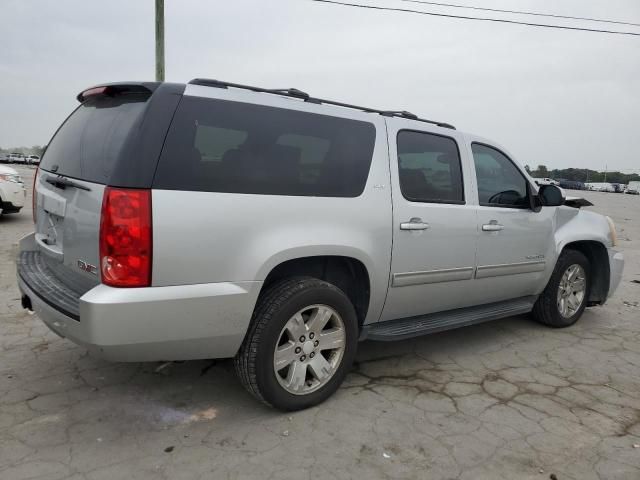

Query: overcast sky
[1,0,639,171]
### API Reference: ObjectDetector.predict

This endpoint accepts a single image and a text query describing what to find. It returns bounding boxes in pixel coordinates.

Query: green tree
[536,165,549,177]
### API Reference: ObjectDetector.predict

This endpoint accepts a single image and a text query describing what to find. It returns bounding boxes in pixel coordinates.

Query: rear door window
[40,94,149,184]
[153,97,376,197]
[397,130,464,204]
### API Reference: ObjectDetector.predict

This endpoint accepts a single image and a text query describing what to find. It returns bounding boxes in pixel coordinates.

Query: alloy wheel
[273,304,346,395]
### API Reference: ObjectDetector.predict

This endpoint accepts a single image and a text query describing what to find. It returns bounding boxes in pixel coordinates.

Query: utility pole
[155,0,165,81]
[603,164,607,183]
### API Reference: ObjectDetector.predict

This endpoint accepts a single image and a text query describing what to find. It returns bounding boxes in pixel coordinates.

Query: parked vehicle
[7,153,26,164]
[611,183,625,193]
[25,155,40,165]
[585,182,615,192]
[0,165,26,215]
[626,181,640,195]
[532,177,560,186]
[17,80,624,410]
[558,179,585,190]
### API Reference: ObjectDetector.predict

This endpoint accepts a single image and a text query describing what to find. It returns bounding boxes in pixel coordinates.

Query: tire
[532,249,591,328]
[235,277,358,411]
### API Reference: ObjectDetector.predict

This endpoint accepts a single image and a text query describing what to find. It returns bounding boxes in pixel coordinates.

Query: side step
[363,296,537,341]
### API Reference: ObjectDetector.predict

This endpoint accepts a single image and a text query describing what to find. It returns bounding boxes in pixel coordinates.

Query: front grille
[17,251,83,320]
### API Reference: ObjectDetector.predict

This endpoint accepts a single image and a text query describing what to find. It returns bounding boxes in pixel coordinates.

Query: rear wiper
[45,176,91,192]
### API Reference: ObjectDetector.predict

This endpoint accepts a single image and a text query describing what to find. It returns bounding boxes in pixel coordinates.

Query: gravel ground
[1,165,639,480]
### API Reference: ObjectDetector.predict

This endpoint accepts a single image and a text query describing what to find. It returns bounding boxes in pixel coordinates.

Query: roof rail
[188,78,455,130]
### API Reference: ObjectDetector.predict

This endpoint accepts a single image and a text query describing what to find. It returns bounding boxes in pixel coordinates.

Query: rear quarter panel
[152,102,392,325]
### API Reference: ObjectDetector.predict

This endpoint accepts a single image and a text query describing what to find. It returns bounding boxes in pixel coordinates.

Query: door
[381,121,479,322]
[470,142,555,303]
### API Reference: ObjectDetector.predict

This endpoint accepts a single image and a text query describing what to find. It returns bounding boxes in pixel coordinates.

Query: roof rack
[188,78,455,130]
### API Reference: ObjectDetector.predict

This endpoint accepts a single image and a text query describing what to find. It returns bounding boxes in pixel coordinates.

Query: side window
[276,133,331,185]
[397,130,464,204]
[194,126,247,162]
[471,143,529,208]
[154,97,376,197]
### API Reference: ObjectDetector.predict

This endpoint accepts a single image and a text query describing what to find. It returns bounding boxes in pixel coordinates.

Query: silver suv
[17,79,624,410]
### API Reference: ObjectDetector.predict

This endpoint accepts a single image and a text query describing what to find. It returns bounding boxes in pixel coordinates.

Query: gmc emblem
[77,260,98,276]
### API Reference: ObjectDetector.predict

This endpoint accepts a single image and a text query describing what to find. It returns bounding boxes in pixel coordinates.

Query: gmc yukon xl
[17,79,624,410]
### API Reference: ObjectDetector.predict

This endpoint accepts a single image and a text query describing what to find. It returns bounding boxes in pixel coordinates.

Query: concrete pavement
[1,166,639,479]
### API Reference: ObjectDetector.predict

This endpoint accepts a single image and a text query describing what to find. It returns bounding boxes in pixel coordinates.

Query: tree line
[0,145,46,157]
[525,165,639,184]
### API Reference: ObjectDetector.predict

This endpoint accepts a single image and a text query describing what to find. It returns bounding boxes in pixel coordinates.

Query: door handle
[482,221,504,232]
[400,218,430,231]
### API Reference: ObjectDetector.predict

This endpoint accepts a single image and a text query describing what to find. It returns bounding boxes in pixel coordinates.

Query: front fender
[554,208,612,255]
[539,207,613,302]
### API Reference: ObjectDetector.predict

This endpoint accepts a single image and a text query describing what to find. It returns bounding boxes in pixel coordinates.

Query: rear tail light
[32,167,39,223]
[99,187,152,287]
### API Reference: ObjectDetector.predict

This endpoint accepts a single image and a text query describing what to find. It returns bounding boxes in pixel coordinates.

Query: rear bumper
[17,234,262,362]
[608,248,624,298]
[0,183,26,211]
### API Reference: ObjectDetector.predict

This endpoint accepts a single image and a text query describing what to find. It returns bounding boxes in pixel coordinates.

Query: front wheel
[532,249,591,328]
[235,277,358,411]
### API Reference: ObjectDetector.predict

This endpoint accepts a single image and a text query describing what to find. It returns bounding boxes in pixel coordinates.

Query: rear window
[153,97,376,197]
[40,94,148,184]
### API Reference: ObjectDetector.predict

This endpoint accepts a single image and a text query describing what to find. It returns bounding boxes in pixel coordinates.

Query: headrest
[436,153,457,165]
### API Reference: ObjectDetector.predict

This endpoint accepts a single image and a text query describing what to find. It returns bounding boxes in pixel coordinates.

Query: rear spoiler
[564,196,593,209]
[76,82,160,102]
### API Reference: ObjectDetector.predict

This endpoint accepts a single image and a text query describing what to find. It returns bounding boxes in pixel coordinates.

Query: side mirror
[538,184,564,207]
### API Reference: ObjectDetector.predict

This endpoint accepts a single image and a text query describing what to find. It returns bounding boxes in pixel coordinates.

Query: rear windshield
[153,97,376,197]
[40,94,148,184]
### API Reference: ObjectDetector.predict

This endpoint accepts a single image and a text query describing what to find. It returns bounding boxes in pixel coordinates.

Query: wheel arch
[560,240,609,305]
[259,255,372,327]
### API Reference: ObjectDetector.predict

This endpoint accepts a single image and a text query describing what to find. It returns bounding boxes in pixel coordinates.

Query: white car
[625,181,640,195]
[7,153,27,164]
[0,165,26,215]
[585,182,615,192]
[26,155,40,165]
[532,177,560,186]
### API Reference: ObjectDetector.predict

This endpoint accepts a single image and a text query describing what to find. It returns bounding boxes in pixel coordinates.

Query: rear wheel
[235,277,358,411]
[532,249,590,328]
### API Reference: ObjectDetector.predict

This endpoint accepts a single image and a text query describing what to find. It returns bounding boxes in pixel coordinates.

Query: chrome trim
[392,266,474,287]
[475,260,546,279]
[400,217,430,231]
[482,223,504,232]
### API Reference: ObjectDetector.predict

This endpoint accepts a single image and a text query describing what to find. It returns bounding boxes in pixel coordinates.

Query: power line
[309,0,640,37]
[400,0,640,28]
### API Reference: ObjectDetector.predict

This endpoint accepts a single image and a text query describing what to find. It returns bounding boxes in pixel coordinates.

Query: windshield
[40,93,149,184]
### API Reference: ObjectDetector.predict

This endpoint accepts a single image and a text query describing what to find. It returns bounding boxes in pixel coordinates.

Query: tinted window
[397,130,464,204]
[472,143,529,207]
[154,97,376,197]
[40,94,148,184]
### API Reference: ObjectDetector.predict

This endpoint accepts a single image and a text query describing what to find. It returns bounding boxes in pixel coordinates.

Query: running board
[362,296,537,341]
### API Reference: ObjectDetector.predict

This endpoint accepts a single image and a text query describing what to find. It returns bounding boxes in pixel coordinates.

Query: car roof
[184,78,457,131]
